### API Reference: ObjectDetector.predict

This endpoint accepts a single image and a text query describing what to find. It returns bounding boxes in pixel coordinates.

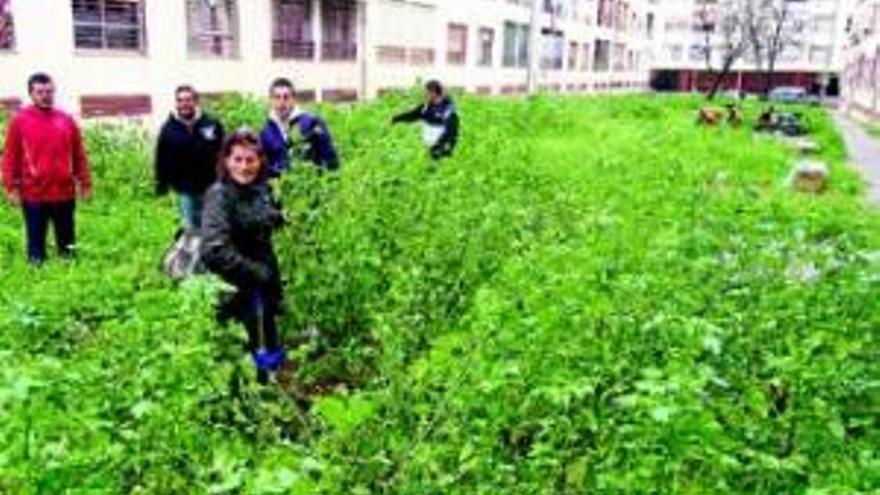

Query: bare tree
[696,0,750,101]
[743,0,807,96]
[743,0,767,77]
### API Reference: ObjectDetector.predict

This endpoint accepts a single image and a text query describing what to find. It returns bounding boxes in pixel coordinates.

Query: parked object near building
[768,86,821,106]
[756,107,807,136]
[775,112,808,136]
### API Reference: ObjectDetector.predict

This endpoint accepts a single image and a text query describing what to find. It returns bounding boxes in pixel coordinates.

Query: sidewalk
[832,112,880,203]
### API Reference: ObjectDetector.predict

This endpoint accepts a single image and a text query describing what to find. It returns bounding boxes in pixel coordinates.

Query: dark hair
[175,84,199,101]
[425,80,444,96]
[27,73,53,92]
[216,128,266,180]
[269,77,295,94]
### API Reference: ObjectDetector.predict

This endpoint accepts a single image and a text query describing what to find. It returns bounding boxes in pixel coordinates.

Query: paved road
[833,112,880,203]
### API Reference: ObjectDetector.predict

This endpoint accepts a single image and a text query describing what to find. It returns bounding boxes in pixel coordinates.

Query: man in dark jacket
[155,85,225,229]
[391,80,460,160]
[260,78,339,176]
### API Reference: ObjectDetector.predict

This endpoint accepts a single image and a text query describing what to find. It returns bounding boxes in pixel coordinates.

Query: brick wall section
[322,88,358,102]
[81,95,152,118]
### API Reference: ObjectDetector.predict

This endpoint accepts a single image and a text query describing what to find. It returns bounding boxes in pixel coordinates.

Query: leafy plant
[0,94,877,494]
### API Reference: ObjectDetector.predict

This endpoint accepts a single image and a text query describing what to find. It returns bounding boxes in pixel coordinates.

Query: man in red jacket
[2,73,92,264]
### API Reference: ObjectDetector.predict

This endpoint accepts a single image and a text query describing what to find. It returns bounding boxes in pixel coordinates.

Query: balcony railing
[322,41,357,60]
[272,39,315,59]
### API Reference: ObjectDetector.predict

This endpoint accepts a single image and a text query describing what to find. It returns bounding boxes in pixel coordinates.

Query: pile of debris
[755,107,807,137]
[697,104,743,127]
[786,159,829,193]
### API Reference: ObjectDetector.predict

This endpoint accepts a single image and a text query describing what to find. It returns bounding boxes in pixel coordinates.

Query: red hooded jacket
[2,106,92,203]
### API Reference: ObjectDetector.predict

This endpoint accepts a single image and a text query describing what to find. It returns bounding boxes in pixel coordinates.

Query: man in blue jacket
[391,80,460,160]
[260,78,339,176]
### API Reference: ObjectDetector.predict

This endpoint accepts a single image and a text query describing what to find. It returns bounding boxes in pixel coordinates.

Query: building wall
[0,0,655,127]
[652,0,848,93]
[1,0,362,127]
[841,0,880,120]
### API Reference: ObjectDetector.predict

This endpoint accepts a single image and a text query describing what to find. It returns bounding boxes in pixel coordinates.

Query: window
[568,41,578,70]
[665,18,689,32]
[811,14,834,35]
[689,44,708,62]
[544,0,571,17]
[612,42,625,71]
[272,0,313,59]
[778,45,802,63]
[186,0,239,57]
[503,21,517,66]
[0,0,12,50]
[503,21,529,68]
[667,43,683,61]
[875,47,880,85]
[646,12,654,38]
[447,23,467,65]
[72,0,146,52]
[597,0,610,27]
[580,41,590,70]
[593,39,610,71]
[517,23,530,67]
[541,29,564,70]
[478,27,493,66]
[693,11,715,32]
[374,0,431,66]
[321,0,357,60]
[617,2,628,30]
[874,5,880,32]
[809,45,831,65]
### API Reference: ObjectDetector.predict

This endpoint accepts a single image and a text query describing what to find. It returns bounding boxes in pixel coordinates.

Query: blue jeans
[178,193,204,230]
[22,201,76,264]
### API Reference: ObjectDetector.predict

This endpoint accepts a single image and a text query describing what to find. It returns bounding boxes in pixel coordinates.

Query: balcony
[272,39,315,59]
[322,41,357,60]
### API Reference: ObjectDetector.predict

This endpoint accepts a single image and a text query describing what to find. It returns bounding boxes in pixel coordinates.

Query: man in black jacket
[155,85,225,230]
[391,80,459,160]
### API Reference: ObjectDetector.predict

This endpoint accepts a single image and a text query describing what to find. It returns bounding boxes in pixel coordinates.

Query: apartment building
[0,0,656,125]
[651,0,848,95]
[841,0,880,119]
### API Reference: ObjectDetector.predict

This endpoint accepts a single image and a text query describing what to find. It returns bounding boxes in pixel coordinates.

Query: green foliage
[203,93,266,132]
[0,94,877,494]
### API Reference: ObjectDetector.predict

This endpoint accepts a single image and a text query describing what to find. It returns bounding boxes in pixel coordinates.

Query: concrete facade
[0,0,656,125]
[651,0,849,95]
[841,0,880,120]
